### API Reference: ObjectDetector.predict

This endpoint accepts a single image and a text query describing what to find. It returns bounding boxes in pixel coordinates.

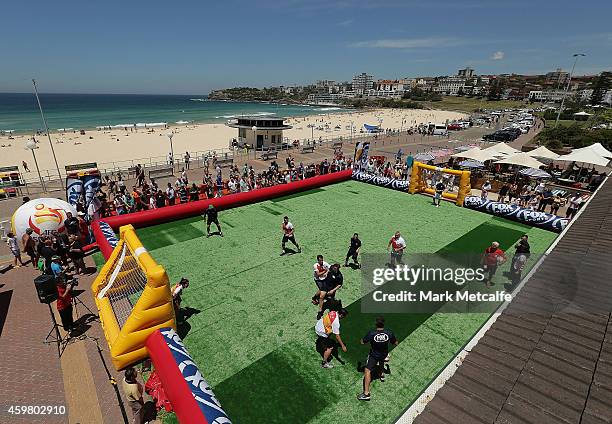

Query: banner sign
[66,177,84,207]
[352,170,410,191]
[146,327,231,424]
[65,162,98,172]
[463,196,569,233]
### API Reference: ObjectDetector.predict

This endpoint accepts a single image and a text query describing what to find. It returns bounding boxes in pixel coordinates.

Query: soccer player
[387,231,406,268]
[358,316,398,401]
[281,216,301,255]
[311,254,330,304]
[314,308,348,368]
[204,204,223,237]
[482,241,506,287]
[433,180,445,207]
[344,233,362,268]
[315,263,343,319]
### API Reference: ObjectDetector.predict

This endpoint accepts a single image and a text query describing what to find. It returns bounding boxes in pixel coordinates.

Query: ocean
[0,93,346,134]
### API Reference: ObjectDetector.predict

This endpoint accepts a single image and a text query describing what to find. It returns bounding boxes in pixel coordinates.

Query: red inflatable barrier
[146,328,230,424]
[93,170,351,259]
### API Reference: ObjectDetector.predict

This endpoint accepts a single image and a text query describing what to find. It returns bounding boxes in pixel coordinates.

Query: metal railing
[8,129,478,198]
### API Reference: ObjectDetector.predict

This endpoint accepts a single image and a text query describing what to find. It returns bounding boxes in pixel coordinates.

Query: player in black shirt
[344,233,362,268]
[433,180,445,207]
[204,204,223,237]
[358,316,398,401]
[316,264,344,319]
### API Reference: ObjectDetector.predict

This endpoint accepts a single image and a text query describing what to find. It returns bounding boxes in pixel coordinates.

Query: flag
[353,141,370,172]
[66,177,84,207]
[83,173,101,212]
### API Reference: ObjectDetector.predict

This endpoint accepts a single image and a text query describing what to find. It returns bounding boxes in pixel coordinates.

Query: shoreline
[1,108,468,171]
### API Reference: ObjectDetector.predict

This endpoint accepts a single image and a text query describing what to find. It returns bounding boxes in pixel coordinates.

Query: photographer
[51,256,75,333]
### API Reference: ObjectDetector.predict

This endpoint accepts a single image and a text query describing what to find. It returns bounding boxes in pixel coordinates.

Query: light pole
[350,120,354,144]
[166,131,174,168]
[555,53,586,128]
[252,125,257,150]
[32,79,64,190]
[25,139,45,192]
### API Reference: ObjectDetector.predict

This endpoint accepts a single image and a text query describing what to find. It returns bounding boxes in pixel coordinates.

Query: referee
[204,204,223,237]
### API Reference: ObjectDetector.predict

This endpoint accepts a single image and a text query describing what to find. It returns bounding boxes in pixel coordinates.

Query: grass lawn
[131,180,557,424]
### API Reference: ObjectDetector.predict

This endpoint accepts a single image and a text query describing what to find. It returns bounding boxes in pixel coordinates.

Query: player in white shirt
[314,308,348,368]
[387,231,406,268]
[281,216,301,255]
[311,254,330,305]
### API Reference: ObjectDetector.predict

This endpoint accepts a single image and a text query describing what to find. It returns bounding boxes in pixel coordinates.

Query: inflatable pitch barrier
[146,328,231,424]
[351,170,410,191]
[463,196,569,233]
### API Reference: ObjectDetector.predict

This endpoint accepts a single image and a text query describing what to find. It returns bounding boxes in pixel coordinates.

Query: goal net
[408,161,471,206]
[91,224,176,370]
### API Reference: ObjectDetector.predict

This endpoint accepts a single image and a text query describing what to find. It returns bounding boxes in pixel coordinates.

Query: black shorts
[315,278,327,291]
[365,354,386,371]
[316,336,336,354]
[347,249,358,261]
[207,218,220,225]
[282,235,296,244]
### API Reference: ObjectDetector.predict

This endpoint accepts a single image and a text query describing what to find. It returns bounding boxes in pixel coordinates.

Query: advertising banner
[463,196,568,232]
[352,170,410,191]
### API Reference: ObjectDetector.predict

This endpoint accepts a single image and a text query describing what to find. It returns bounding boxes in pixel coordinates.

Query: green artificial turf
[131,181,557,424]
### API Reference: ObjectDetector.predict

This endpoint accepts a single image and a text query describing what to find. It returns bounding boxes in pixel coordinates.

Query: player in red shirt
[387,231,406,268]
[281,216,301,255]
[482,241,507,287]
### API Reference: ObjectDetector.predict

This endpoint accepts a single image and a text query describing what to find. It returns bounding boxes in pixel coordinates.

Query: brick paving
[0,264,67,423]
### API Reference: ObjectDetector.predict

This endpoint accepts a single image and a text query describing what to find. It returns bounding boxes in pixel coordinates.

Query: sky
[1,0,611,94]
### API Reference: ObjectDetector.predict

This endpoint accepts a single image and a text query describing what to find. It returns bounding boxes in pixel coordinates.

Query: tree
[590,71,612,105]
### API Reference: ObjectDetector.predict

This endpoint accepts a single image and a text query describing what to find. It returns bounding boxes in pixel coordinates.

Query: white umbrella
[451,147,500,162]
[494,153,546,169]
[557,149,610,167]
[458,159,484,168]
[526,146,560,160]
[414,152,435,161]
[574,142,612,159]
[519,168,551,179]
[482,143,519,156]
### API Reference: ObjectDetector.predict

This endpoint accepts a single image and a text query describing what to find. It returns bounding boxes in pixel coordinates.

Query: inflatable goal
[91,224,176,370]
[408,161,471,206]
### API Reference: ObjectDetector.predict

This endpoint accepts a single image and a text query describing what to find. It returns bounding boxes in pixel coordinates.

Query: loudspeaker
[34,274,57,304]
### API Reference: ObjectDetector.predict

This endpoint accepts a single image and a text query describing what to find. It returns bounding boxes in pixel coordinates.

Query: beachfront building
[528,90,566,102]
[458,67,475,78]
[434,76,467,96]
[352,73,374,95]
[545,68,570,85]
[307,93,345,105]
[226,116,292,149]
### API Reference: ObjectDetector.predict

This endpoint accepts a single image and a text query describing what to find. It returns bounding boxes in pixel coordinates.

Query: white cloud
[350,37,463,49]
[338,19,354,26]
[492,51,505,60]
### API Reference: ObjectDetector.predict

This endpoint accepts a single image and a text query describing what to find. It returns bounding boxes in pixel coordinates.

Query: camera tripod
[44,302,68,357]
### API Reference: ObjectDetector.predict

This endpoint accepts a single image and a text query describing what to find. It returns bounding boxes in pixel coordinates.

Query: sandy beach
[0,108,466,172]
